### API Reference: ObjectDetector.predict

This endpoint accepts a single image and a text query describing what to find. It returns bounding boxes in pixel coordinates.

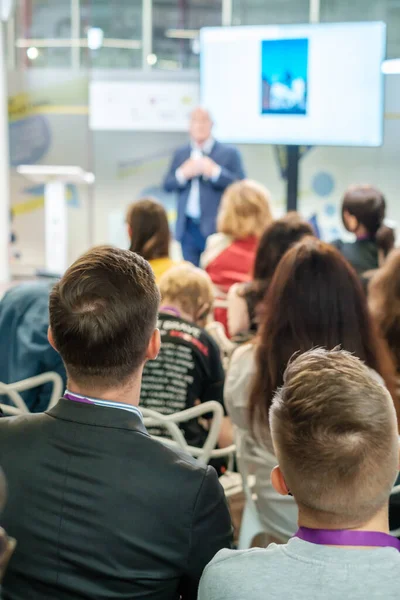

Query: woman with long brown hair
[227,212,313,337]
[225,237,398,542]
[369,249,400,374]
[127,198,177,282]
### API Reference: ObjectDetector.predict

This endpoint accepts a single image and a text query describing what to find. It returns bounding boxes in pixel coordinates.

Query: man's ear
[127,224,132,239]
[48,327,57,351]
[146,329,161,361]
[271,465,290,497]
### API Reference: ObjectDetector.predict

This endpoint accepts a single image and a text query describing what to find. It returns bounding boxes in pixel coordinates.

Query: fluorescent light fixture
[26,46,39,60]
[87,27,104,50]
[382,59,400,74]
[165,29,199,39]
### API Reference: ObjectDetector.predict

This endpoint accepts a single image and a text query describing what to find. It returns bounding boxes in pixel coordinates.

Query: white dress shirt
[175,138,222,220]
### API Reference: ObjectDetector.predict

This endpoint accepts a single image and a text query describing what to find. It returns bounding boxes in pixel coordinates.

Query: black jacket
[0,399,232,599]
[332,238,379,275]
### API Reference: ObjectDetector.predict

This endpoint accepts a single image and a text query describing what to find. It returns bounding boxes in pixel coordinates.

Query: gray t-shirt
[198,537,400,600]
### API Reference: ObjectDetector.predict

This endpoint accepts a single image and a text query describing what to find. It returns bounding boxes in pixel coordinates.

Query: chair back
[0,372,64,415]
[142,401,224,464]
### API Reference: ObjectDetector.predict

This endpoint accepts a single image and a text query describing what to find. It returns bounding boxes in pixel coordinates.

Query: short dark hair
[342,184,385,236]
[127,198,170,261]
[49,246,160,388]
[270,348,399,527]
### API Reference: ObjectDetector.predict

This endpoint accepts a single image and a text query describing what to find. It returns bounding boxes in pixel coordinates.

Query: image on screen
[200,22,386,146]
[261,38,308,116]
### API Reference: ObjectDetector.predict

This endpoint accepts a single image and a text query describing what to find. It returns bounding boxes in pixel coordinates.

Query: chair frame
[0,372,63,415]
[141,400,227,465]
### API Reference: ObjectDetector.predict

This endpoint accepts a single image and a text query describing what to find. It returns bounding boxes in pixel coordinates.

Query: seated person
[0,468,15,583]
[332,184,395,275]
[0,246,232,600]
[225,239,398,543]
[141,264,232,454]
[0,281,66,412]
[127,197,177,282]
[201,179,273,332]
[227,212,313,338]
[199,348,400,600]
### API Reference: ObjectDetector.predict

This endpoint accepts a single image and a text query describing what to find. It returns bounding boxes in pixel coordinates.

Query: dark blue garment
[0,282,66,412]
[163,141,246,242]
[180,218,207,266]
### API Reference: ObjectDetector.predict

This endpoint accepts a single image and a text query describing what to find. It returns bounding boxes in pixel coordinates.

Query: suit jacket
[163,141,245,240]
[0,399,232,600]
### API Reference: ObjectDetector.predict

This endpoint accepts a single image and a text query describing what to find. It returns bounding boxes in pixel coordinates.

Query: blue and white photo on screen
[261,38,309,115]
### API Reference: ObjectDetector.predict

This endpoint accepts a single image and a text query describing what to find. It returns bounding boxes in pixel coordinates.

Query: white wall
[8,72,400,274]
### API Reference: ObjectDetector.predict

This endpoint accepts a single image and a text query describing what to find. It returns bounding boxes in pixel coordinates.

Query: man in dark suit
[164,107,245,266]
[0,246,232,600]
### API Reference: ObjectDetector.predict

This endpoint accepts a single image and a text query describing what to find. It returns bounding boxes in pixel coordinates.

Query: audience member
[127,197,177,282]
[369,248,400,374]
[227,212,313,338]
[225,238,398,542]
[201,179,272,331]
[141,264,232,471]
[332,184,394,275]
[199,349,400,600]
[0,468,15,584]
[0,281,66,412]
[0,247,232,600]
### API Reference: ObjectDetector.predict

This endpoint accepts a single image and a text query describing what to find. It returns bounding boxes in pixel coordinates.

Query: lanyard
[64,391,143,420]
[159,306,182,318]
[295,527,400,551]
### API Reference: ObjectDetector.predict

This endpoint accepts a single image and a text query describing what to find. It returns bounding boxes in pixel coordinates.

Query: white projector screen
[200,22,386,147]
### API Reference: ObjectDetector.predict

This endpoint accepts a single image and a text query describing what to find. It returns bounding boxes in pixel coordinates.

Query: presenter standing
[164,107,246,266]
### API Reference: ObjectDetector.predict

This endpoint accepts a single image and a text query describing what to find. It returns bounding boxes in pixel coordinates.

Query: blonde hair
[217,179,273,239]
[159,264,214,319]
[270,348,399,528]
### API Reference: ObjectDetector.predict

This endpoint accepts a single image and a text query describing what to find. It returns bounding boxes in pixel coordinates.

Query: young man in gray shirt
[199,348,400,600]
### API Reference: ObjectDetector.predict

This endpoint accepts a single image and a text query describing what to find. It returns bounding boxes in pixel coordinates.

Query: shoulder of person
[204,546,273,570]
[0,413,49,438]
[201,233,233,268]
[200,546,279,592]
[230,342,255,366]
[176,142,191,155]
[331,238,344,250]
[215,141,241,156]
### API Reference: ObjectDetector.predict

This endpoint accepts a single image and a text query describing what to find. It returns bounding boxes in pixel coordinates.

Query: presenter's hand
[201,157,220,179]
[180,158,203,180]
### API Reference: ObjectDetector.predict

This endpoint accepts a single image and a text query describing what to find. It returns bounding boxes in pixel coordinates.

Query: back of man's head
[270,348,399,528]
[49,246,160,389]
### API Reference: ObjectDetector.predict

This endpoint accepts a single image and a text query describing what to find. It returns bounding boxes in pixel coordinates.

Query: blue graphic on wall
[324,203,337,217]
[9,115,51,167]
[312,171,335,197]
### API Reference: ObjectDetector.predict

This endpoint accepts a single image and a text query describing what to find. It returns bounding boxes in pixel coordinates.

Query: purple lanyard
[64,392,93,404]
[295,527,400,550]
[159,306,182,318]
